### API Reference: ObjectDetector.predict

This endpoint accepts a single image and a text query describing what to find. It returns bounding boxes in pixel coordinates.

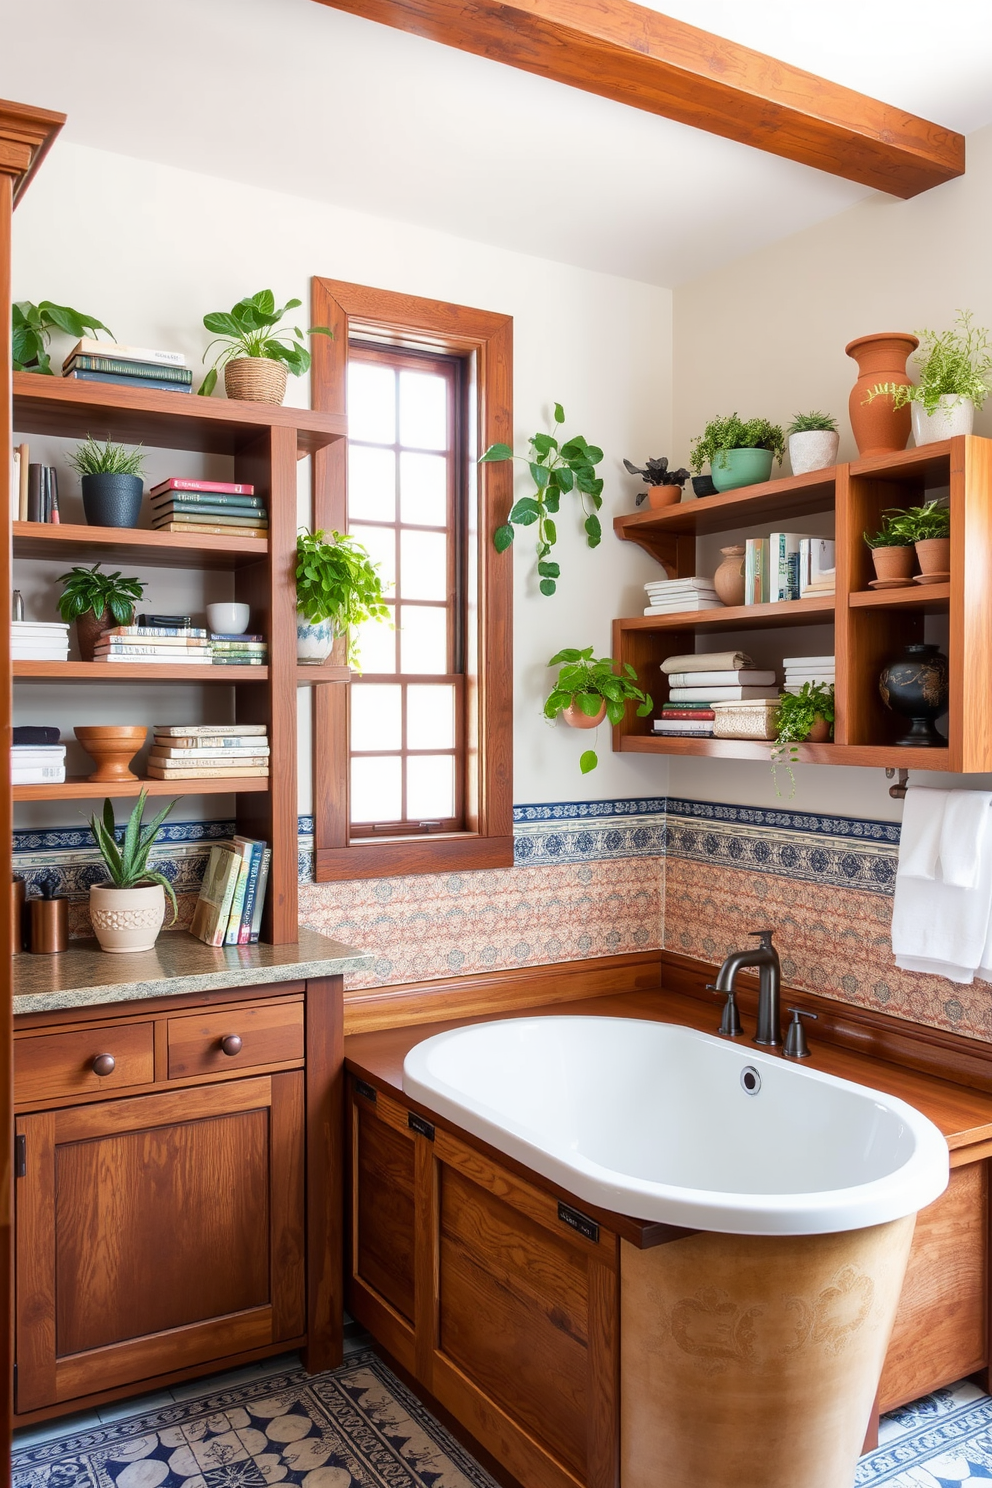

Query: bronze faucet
[713,930,783,1048]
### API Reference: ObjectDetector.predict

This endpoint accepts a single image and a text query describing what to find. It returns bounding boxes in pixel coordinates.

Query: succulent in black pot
[623,456,691,510]
[68,436,147,528]
[879,642,949,746]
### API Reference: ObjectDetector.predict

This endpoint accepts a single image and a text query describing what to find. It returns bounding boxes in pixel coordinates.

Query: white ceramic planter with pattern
[89,882,166,953]
[297,610,335,664]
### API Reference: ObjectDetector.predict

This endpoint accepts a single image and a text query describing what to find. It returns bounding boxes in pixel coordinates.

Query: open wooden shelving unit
[613,436,992,771]
[11,372,350,942]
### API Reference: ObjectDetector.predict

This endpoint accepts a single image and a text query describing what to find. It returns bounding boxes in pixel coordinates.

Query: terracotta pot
[646,484,682,509]
[74,725,147,782]
[845,332,919,457]
[563,700,606,729]
[89,882,165,953]
[871,545,915,582]
[911,395,974,447]
[224,356,288,405]
[806,716,832,743]
[76,606,128,662]
[713,545,746,607]
[915,537,951,576]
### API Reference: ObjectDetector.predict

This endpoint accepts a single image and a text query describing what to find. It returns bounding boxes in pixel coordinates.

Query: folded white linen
[892,788,992,983]
[940,790,992,888]
[897,787,946,881]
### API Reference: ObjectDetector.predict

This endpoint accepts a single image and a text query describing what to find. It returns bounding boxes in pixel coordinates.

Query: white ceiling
[2,0,992,287]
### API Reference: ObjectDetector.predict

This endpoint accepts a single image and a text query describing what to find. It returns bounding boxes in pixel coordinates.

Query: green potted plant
[623,456,691,511]
[57,563,145,661]
[898,499,951,579]
[689,414,785,493]
[865,311,992,447]
[67,436,148,527]
[482,403,604,596]
[863,511,916,585]
[12,299,112,374]
[787,411,839,475]
[296,528,390,667]
[86,791,179,953]
[198,289,333,404]
[771,683,835,796]
[543,647,653,774]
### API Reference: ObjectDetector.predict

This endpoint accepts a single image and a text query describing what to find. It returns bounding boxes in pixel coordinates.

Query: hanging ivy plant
[481,403,604,596]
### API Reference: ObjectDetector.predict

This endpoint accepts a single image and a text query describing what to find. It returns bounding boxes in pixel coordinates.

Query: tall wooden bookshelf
[10,371,349,943]
[613,436,992,772]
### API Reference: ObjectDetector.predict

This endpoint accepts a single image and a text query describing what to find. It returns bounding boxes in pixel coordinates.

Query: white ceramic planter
[297,610,335,664]
[911,395,975,446]
[90,882,165,953]
[788,429,840,475]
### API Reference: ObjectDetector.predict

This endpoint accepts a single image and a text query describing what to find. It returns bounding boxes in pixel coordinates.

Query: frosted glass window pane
[349,445,395,522]
[401,530,447,601]
[407,684,455,750]
[351,684,402,752]
[407,755,455,821]
[351,756,401,823]
[349,362,395,444]
[352,608,396,674]
[399,606,447,674]
[400,452,447,526]
[350,524,396,595]
[400,371,447,451]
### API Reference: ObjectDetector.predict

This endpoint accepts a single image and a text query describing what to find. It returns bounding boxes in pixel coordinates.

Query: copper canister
[28,894,69,954]
[11,876,25,954]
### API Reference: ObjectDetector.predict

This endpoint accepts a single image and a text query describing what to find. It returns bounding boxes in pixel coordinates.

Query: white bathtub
[402,1015,949,1235]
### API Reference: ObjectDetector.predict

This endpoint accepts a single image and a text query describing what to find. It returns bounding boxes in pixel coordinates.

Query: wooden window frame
[309,278,513,880]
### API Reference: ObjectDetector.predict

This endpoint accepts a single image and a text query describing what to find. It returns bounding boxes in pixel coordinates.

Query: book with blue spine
[63,354,192,384]
[65,368,192,394]
[235,838,267,945]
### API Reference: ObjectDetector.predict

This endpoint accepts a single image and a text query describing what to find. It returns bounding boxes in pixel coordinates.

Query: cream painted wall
[11,140,673,819]
[669,121,992,822]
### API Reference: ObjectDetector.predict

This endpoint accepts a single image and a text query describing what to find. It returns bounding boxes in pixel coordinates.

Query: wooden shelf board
[618,596,835,633]
[614,469,836,539]
[849,439,955,486]
[296,662,352,684]
[13,521,267,570]
[12,371,347,458]
[620,736,950,767]
[13,776,268,801]
[849,583,950,609]
[14,661,269,682]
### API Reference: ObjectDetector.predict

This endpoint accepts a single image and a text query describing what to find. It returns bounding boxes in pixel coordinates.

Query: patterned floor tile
[860,1384,992,1485]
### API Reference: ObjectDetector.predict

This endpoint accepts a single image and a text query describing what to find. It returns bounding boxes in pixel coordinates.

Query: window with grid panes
[347,344,464,835]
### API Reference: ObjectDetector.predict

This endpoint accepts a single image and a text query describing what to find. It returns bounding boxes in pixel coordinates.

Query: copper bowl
[74,725,147,782]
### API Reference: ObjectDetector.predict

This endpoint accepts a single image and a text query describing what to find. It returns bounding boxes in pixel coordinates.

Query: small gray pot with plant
[68,436,148,527]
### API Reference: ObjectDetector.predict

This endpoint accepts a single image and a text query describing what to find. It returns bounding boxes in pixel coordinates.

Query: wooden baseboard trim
[659,949,992,1095]
[343,950,662,1035]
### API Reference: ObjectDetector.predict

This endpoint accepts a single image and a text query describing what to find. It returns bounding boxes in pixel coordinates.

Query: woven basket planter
[224,357,288,405]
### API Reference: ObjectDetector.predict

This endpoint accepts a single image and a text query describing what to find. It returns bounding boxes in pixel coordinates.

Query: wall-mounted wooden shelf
[613,437,987,773]
[13,521,268,570]
[13,775,269,801]
[13,661,270,682]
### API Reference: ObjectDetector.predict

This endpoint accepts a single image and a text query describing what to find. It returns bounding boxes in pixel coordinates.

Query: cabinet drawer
[167,1001,304,1079]
[15,1023,155,1105]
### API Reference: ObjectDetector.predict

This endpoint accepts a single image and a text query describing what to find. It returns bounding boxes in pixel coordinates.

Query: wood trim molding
[309,277,513,881]
[0,99,64,201]
[312,0,963,198]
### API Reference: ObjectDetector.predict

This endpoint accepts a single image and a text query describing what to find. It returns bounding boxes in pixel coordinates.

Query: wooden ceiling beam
[313,0,963,198]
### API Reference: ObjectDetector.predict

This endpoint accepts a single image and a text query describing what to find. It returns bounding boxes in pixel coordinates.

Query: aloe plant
[87,791,179,922]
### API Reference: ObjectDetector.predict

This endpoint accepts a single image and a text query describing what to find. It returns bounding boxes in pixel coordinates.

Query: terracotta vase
[871,545,915,583]
[915,537,951,577]
[845,332,919,457]
[563,700,606,729]
[713,545,746,607]
[807,717,832,743]
[646,485,682,510]
[74,725,147,781]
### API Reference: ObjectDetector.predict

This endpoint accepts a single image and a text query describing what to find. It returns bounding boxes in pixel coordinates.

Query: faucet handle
[749,928,776,947]
[784,1006,817,1060]
[706,984,743,1039]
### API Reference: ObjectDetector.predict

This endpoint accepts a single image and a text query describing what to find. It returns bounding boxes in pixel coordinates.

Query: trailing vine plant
[770,682,835,797]
[481,403,604,595]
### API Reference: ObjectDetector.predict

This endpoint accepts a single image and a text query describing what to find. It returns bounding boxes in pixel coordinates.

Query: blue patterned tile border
[514,813,665,866]
[12,817,235,854]
[514,797,666,822]
[667,797,901,844]
[666,812,896,895]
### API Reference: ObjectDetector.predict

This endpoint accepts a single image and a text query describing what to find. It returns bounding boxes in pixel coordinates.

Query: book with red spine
[149,478,255,496]
[658,708,716,720]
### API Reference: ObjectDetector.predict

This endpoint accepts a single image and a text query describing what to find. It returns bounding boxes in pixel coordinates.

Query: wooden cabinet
[348,1081,619,1488]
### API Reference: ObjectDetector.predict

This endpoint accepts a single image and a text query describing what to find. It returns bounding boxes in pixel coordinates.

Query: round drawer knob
[91,1053,116,1077]
[220,1034,243,1057]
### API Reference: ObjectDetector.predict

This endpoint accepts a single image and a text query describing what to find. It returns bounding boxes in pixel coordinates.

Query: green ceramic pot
[710,447,775,493]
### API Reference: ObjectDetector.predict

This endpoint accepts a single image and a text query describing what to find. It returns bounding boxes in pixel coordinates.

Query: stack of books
[783,655,836,694]
[93,625,213,665]
[654,651,778,737]
[11,742,66,784]
[11,619,69,661]
[149,479,268,539]
[146,724,270,781]
[799,538,836,599]
[211,634,267,667]
[643,578,723,614]
[191,836,271,946]
[61,338,191,394]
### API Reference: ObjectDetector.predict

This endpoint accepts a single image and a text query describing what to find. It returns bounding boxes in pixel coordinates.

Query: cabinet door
[16,1072,305,1413]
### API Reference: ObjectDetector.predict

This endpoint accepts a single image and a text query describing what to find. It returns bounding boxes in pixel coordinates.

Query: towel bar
[886,767,909,799]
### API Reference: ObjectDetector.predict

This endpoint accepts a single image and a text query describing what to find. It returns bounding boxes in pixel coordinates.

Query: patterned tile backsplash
[14,792,992,1042]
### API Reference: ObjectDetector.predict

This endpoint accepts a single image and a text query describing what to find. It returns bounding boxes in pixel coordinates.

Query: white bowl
[206,602,251,636]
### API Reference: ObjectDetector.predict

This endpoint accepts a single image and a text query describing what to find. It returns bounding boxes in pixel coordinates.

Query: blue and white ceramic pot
[297,611,334,664]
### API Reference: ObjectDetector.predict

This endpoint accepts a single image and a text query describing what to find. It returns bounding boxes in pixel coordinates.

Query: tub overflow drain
[740,1066,761,1096]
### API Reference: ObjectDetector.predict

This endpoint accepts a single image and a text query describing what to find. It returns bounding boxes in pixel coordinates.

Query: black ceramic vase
[879,642,949,746]
[81,473,143,528]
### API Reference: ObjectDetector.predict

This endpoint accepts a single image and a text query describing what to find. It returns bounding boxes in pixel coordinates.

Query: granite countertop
[13,927,373,1015]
